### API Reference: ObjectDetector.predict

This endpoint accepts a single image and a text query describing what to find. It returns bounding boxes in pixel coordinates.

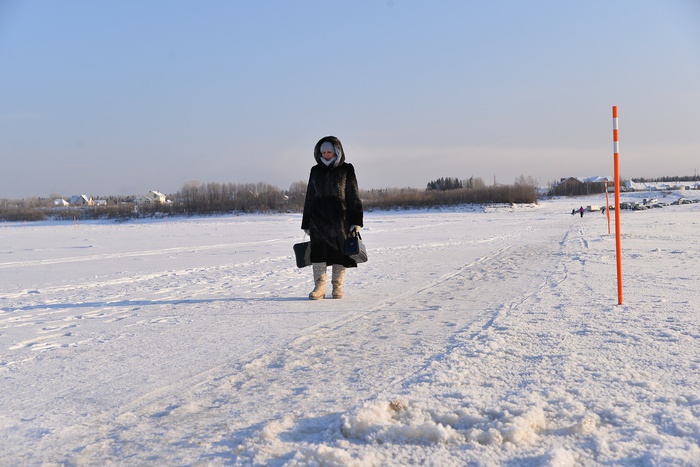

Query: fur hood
[313,136,345,168]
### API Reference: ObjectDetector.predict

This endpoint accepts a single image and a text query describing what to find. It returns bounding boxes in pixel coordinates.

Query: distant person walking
[579,206,585,218]
[301,136,364,300]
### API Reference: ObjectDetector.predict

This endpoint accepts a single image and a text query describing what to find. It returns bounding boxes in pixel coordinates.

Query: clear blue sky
[1,0,699,198]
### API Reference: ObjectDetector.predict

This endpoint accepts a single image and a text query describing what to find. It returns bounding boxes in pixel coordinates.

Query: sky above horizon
[1,0,699,199]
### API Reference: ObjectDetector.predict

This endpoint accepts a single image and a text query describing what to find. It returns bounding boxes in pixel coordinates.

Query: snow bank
[340,399,546,447]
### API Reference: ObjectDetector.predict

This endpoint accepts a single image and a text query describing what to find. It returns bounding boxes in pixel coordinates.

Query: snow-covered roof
[69,195,92,205]
[557,176,611,185]
[580,175,610,183]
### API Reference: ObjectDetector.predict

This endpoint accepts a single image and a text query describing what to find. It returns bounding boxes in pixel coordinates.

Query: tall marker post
[612,106,623,305]
[604,180,611,234]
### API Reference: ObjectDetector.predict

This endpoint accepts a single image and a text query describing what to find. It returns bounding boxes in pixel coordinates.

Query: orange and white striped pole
[612,106,623,305]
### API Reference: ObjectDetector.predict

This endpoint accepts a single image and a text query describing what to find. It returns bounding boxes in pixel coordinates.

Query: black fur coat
[301,136,363,267]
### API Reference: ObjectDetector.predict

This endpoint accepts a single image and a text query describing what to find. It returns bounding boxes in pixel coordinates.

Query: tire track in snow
[1,256,293,302]
[0,238,290,270]
[228,237,572,464]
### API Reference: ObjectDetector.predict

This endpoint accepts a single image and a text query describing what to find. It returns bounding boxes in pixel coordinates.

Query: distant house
[70,195,93,206]
[135,190,167,204]
[94,199,108,206]
[549,176,610,196]
[556,177,584,189]
[53,198,69,207]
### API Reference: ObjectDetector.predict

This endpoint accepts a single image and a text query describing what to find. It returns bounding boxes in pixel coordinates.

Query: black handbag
[344,231,368,263]
[293,241,311,268]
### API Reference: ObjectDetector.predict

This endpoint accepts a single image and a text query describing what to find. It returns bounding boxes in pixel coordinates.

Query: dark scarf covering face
[301,136,363,267]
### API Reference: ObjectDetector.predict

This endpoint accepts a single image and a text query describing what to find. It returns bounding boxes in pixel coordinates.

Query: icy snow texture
[1,191,699,465]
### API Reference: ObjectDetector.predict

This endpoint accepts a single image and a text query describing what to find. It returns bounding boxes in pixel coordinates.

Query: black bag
[293,241,311,268]
[344,231,368,263]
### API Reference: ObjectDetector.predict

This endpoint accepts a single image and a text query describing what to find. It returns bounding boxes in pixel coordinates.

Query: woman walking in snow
[301,136,363,300]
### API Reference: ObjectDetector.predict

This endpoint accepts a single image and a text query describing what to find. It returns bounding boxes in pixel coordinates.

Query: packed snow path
[1,196,699,465]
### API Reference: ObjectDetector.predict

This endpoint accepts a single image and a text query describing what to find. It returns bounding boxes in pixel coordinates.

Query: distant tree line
[427,177,463,190]
[426,176,490,191]
[631,175,699,183]
[0,176,539,222]
[362,184,537,210]
[173,181,305,214]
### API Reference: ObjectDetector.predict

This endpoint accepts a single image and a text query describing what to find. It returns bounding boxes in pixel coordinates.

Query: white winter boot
[309,263,327,300]
[331,264,346,299]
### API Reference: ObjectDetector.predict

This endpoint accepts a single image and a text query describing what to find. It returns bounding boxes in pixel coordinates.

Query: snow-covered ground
[1,191,699,466]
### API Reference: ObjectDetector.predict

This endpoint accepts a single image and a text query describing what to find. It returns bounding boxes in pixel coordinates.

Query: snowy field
[1,191,699,466]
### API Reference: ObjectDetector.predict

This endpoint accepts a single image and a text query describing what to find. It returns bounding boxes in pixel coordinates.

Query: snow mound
[340,399,546,447]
